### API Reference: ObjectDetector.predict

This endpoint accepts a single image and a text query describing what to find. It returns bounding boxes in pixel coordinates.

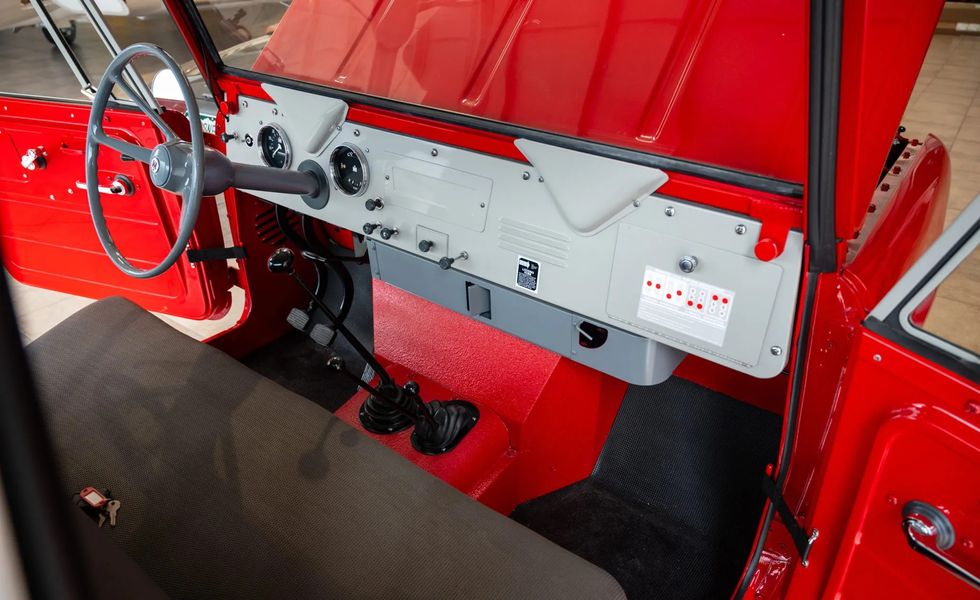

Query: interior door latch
[75,175,135,196]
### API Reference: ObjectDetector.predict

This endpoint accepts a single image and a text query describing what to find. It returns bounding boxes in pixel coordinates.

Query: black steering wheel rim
[86,43,204,279]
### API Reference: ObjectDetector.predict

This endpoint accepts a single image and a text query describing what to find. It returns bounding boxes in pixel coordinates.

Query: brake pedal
[287,307,310,331]
[309,323,335,347]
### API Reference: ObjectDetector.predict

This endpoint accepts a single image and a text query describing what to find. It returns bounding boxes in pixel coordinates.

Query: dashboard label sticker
[636,267,734,346]
[516,256,540,293]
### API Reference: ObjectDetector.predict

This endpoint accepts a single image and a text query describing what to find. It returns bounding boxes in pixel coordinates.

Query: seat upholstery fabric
[27,298,626,600]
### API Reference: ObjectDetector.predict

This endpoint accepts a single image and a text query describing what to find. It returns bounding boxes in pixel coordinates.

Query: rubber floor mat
[511,376,781,600]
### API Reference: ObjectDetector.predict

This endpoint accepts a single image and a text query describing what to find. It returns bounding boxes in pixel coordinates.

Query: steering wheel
[86,43,204,279]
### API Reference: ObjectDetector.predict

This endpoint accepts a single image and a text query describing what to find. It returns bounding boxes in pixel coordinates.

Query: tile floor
[5,31,979,357]
[901,33,980,354]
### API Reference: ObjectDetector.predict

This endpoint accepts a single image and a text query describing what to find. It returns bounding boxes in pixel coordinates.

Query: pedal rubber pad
[287,308,310,331]
[309,324,335,347]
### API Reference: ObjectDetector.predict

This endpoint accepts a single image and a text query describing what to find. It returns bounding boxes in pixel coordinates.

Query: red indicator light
[666,294,672,299]
[646,280,652,287]
[712,295,718,301]
[697,304,703,310]
[655,283,661,289]
[676,290,682,296]
[687,301,693,307]
[722,298,729,304]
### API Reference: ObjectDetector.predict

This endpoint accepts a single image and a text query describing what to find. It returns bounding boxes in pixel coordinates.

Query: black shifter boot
[411,400,480,455]
[359,384,416,434]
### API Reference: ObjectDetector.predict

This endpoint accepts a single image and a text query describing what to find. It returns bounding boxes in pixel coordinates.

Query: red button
[712,295,718,301]
[722,298,729,304]
[697,304,703,310]
[676,290,682,296]
[655,283,661,289]
[646,280,652,287]
[687,300,693,307]
[666,294,672,299]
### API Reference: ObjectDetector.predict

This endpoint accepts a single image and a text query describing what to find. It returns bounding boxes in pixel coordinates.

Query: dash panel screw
[735,224,747,235]
[664,206,675,217]
[770,346,783,356]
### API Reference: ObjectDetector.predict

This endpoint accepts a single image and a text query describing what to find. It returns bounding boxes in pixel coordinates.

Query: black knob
[379,227,398,240]
[220,132,236,143]
[418,239,433,253]
[362,222,380,235]
[267,247,295,274]
[364,198,383,211]
[438,251,468,270]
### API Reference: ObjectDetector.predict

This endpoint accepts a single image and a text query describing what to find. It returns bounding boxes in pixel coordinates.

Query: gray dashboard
[225,84,803,382]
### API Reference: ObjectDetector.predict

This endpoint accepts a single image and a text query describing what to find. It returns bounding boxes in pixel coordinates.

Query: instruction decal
[516,256,540,293]
[636,266,734,346]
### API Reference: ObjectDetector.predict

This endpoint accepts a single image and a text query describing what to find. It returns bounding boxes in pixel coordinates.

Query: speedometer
[258,124,291,169]
[329,144,369,196]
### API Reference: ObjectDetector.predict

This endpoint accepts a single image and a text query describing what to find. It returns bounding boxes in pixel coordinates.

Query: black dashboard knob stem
[364,198,384,211]
[379,227,398,240]
[267,247,295,275]
[417,239,433,253]
[438,251,469,270]
[362,222,380,235]
[220,132,236,143]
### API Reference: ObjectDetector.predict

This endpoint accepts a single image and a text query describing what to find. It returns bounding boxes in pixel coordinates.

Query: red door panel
[0,96,231,319]
[807,331,979,599]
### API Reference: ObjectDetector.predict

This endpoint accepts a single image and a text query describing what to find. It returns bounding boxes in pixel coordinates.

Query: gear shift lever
[268,248,479,453]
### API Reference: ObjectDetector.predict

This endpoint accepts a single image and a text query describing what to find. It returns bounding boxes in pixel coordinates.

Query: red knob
[754,239,780,262]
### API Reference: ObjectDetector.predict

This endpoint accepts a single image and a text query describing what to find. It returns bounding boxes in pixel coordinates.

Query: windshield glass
[194,0,807,183]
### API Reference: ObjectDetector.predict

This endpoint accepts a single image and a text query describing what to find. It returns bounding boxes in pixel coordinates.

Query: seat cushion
[27,297,625,600]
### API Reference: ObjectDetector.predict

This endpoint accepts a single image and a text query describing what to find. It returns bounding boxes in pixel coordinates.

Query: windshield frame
[174,0,805,199]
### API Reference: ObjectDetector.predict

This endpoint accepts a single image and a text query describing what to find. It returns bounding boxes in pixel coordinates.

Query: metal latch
[21,147,46,171]
[75,175,134,196]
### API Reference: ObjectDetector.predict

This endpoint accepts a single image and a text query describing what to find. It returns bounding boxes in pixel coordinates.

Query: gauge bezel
[329,143,370,197]
[257,123,292,170]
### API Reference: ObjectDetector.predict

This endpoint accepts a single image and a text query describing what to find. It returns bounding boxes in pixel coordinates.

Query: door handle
[75,175,134,196]
[902,500,980,590]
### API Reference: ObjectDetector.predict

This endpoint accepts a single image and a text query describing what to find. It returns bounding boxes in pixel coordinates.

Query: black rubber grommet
[298,159,329,210]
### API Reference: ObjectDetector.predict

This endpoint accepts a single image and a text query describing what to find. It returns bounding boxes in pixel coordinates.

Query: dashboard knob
[418,240,434,253]
[362,222,380,235]
[678,255,699,273]
[439,251,469,270]
[379,227,398,240]
[364,198,384,211]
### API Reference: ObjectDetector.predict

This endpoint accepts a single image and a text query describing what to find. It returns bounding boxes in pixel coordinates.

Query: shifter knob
[267,247,295,274]
[362,222,380,235]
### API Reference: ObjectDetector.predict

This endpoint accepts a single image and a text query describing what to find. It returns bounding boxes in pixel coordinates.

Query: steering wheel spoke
[111,73,178,141]
[92,127,152,163]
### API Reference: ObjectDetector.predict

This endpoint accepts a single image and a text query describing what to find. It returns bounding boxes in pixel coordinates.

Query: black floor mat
[242,259,374,413]
[511,377,781,600]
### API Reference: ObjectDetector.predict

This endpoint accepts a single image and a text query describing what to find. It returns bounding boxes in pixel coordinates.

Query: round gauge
[329,144,369,196]
[257,124,291,169]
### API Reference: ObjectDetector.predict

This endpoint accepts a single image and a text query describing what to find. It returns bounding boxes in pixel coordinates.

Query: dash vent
[497,218,570,267]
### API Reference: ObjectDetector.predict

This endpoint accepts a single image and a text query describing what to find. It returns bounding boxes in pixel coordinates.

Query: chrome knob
[678,255,699,273]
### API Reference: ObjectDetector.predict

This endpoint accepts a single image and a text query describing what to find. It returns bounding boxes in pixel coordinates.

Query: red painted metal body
[0,97,231,319]
[252,0,809,183]
[3,0,973,597]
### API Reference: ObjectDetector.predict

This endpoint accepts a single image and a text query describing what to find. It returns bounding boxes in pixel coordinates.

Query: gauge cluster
[257,124,290,169]
[225,86,803,381]
[330,144,369,196]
